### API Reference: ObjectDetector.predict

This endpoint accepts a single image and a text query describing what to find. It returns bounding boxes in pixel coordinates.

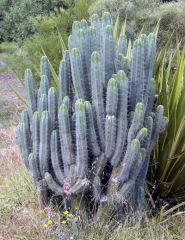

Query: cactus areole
[16,12,167,218]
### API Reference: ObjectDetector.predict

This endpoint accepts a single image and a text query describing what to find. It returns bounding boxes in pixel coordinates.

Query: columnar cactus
[16,12,168,218]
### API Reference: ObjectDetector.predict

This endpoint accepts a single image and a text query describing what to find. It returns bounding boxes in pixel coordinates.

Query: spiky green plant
[150,44,185,203]
[16,12,167,219]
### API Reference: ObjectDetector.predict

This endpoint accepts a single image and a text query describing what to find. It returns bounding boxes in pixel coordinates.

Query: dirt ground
[0,72,24,108]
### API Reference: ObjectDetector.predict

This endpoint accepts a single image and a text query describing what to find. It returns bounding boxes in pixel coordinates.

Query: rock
[0,61,7,67]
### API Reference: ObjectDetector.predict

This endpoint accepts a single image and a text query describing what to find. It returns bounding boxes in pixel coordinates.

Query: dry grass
[0,74,185,239]
[1,128,185,240]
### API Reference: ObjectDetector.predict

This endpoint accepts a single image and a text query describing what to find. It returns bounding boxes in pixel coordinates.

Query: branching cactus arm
[39,111,51,178]
[24,69,36,118]
[40,56,51,86]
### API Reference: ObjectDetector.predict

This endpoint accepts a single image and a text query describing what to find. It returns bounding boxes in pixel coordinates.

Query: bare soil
[0,72,24,108]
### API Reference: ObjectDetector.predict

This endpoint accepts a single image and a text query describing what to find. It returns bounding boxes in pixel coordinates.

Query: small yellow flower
[40,210,45,215]
[43,223,48,228]
[61,220,67,224]
[64,210,69,215]
[47,220,53,225]
[67,213,74,218]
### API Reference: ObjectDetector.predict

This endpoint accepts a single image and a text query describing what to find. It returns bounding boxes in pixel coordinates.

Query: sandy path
[0,71,25,163]
[0,72,25,108]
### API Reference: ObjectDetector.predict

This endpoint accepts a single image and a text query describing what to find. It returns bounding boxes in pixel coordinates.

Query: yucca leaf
[114,15,120,46]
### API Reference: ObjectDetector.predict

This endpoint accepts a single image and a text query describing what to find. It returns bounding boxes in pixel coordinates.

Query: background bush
[89,0,185,48]
[23,0,96,80]
[0,0,74,42]
[0,0,95,80]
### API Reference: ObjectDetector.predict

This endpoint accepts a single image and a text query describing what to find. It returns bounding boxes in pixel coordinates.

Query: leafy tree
[0,0,76,42]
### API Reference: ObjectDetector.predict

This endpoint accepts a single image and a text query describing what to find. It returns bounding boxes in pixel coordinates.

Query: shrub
[89,0,161,39]
[89,0,185,48]
[23,0,96,80]
[0,0,76,42]
[16,12,167,222]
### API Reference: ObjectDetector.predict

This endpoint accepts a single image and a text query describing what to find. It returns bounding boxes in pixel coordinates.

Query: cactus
[16,12,167,219]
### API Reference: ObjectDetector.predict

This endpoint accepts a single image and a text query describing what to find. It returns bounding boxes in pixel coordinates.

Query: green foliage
[0,0,85,42]
[1,0,37,42]
[22,10,71,79]
[23,1,95,79]
[150,43,185,203]
[89,0,161,39]
[89,0,185,48]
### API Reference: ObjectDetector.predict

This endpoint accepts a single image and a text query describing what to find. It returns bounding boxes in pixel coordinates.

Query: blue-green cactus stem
[116,54,129,75]
[91,51,105,150]
[139,34,148,103]
[29,153,42,181]
[68,34,75,50]
[40,75,49,96]
[84,101,101,157]
[32,111,40,161]
[127,103,145,144]
[136,39,146,104]
[48,87,58,130]
[71,178,89,194]
[24,69,36,118]
[135,116,154,189]
[105,115,117,159]
[150,106,168,152]
[102,12,113,29]
[117,139,140,184]
[20,110,30,131]
[70,48,87,99]
[38,94,47,113]
[72,21,81,36]
[40,56,51,86]
[106,78,118,116]
[75,100,88,178]
[80,19,88,30]
[146,79,156,114]
[122,148,146,191]
[146,33,157,84]
[90,14,101,50]
[39,111,51,178]
[129,39,140,110]
[90,13,100,28]
[58,104,74,177]
[59,59,70,105]
[111,71,128,166]
[89,26,99,53]
[17,123,32,169]
[136,128,148,143]
[118,34,127,56]
[37,88,41,109]
[78,29,90,91]
[105,78,118,159]
[51,130,64,186]
[45,172,64,195]
[29,153,49,206]
[63,50,72,90]
[63,96,70,109]
[102,25,115,85]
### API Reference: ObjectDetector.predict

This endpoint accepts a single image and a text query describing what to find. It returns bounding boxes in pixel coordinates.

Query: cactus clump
[16,12,167,218]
